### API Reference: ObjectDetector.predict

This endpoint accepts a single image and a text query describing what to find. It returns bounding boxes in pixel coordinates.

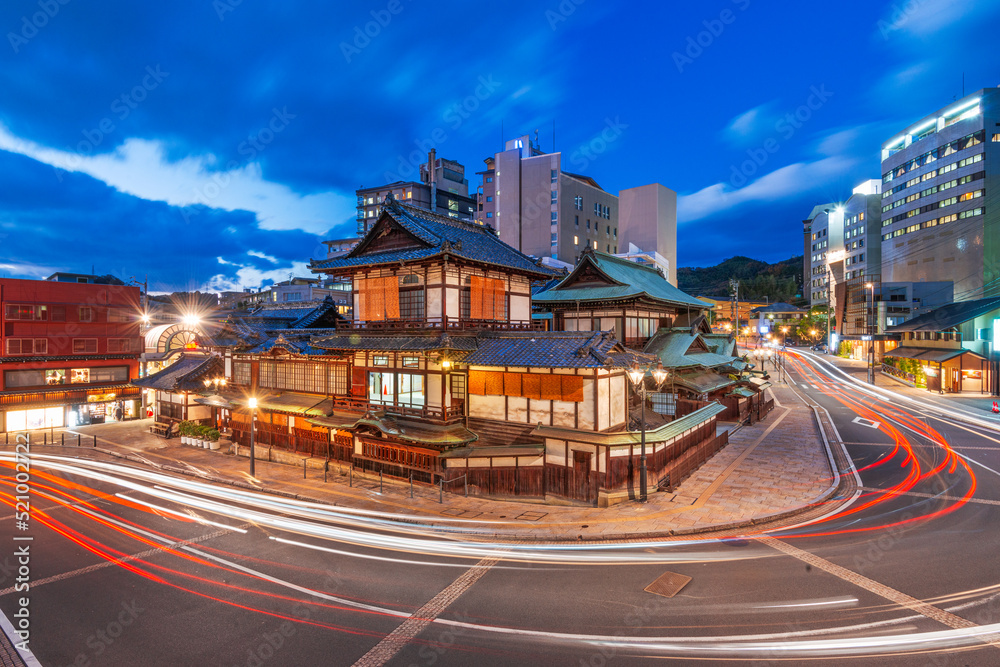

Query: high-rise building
[356,150,476,235]
[618,183,677,285]
[475,135,619,264]
[879,88,997,299]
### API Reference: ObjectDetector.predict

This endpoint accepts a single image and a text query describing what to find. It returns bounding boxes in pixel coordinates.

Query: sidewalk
[4,388,847,542]
[804,351,1000,423]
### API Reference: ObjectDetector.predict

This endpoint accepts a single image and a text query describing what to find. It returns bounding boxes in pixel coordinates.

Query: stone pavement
[3,386,848,542]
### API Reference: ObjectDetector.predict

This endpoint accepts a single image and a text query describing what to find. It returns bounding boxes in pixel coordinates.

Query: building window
[233,361,250,386]
[5,339,47,355]
[486,196,492,202]
[551,211,557,222]
[372,354,389,366]
[398,274,425,320]
[107,308,131,323]
[107,338,134,353]
[450,373,466,400]
[551,191,557,204]
[4,305,47,321]
[574,235,579,245]
[574,216,579,227]
[551,169,557,183]
[613,228,617,238]
[486,212,492,218]
[593,240,598,250]
[402,356,419,368]
[587,220,591,229]
[73,339,98,354]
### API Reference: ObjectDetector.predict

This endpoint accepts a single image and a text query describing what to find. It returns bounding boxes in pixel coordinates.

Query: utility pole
[826,266,833,354]
[730,278,740,347]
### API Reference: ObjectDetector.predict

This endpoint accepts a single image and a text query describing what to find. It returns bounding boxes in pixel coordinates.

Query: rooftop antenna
[534,128,539,149]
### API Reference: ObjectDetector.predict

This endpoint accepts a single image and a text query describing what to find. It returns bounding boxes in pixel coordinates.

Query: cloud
[0,124,355,235]
[201,261,314,293]
[723,103,776,144]
[248,250,279,263]
[0,261,61,278]
[678,155,858,223]
[880,0,978,37]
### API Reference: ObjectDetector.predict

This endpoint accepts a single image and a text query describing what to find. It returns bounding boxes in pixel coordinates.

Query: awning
[194,394,234,409]
[884,347,986,363]
[312,413,478,447]
[747,377,772,391]
[726,387,756,398]
[673,370,736,394]
[227,393,333,416]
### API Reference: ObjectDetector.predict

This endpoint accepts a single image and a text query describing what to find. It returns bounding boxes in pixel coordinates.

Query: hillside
[678,255,804,305]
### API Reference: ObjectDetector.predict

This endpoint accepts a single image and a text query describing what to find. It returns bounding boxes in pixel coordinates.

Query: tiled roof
[462,331,651,369]
[644,329,742,370]
[310,332,479,353]
[533,249,707,309]
[309,197,554,277]
[673,369,736,394]
[132,354,223,392]
[210,298,341,351]
[885,296,1000,332]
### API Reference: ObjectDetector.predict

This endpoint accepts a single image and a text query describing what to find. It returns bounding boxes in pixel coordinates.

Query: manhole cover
[644,571,692,598]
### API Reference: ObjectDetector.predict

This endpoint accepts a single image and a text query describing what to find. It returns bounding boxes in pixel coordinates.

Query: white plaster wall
[578,377,596,430]
[610,374,626,427]
[552,400,575,428]
[545,439,566,465]
[469,394,505,419]
[427,286,443,319]
[427,373,442,408]
[510,294,530,322]
[530,403,550,426]
[597,376,610,430]
[507,396,528,423]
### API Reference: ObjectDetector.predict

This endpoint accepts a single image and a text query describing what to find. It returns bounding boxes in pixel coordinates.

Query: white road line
[352,555,502,667]
[759,536,1000,644]
[858,487,1000,507]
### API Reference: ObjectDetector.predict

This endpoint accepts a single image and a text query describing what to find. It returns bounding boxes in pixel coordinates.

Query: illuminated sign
[185,341,200,350]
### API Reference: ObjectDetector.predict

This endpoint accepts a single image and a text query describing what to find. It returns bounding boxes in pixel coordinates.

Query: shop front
[68,392,141,426]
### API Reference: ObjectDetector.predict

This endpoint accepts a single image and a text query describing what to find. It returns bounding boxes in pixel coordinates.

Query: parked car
[785,340,796,347]
[811,344,827,352]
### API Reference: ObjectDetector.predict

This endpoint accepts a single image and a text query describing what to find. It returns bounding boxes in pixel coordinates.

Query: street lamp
[247,396,257,477]
[627,361,668,502]
[865,282,875,384]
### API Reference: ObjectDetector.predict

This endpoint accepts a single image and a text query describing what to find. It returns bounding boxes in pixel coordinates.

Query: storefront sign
[88,392,117,403]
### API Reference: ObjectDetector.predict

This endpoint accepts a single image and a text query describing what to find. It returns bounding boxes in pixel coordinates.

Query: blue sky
[1,0,998,291]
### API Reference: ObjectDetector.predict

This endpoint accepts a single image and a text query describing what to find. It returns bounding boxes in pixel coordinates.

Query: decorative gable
[353,215,430,256]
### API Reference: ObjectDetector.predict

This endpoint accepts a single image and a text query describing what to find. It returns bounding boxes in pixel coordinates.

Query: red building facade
[0,278,143,431]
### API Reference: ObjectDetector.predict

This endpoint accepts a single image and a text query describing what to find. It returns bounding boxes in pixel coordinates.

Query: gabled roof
[643,328,742,370]
[462,331,650,369]
[132,354,223,392]
[207,298,341,351]
[533,249,707,309]
[886,296,1000,332]
[309,196,553,278]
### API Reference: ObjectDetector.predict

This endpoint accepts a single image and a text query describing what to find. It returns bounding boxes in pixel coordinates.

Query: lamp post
[627,362,668,502]
[865,282,875,385]
[248,396,257,477]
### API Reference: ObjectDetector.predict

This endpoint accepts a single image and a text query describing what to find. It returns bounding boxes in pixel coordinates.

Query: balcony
[335,317,544,332]
[329,395,466,424]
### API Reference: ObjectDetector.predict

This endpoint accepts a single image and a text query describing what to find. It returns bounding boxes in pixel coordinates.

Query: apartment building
[0,278,143,430]
[880,88,999,299]
[475,135,619,264]
[356,150,476,235]
[619,183,678,285]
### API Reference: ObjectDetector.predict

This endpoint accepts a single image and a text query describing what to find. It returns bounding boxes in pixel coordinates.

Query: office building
[880,88,998,299]
[476,135,619,264]
[618,183,678,285]
[356,150,476,235]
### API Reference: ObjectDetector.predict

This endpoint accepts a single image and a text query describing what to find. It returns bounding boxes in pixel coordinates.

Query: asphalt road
[3,353,1000,665]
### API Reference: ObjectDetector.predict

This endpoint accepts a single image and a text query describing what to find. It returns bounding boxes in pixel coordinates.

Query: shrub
[206,429,220,442]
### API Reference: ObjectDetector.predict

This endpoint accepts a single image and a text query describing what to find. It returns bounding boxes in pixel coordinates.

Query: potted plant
[207,429,221,451]
[196,424,210,448]
[179,422,191,445]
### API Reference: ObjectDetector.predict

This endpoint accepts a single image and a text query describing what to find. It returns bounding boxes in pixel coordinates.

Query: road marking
[851,417,881,429]
[352,555,502,667]
[859,487,1000,507]
[759,535,1000,645]
[0,526,244,597]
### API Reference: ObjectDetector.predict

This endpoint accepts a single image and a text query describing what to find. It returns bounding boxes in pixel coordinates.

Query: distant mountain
[678,255,805,305]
